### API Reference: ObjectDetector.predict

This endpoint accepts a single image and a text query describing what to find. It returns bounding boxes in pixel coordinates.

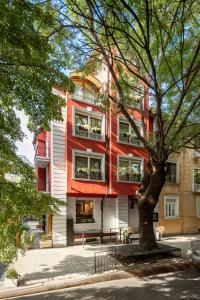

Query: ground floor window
[76,200,95,224]
[164,195,179,218]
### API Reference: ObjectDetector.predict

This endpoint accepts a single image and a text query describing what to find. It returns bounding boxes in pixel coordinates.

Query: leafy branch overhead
[55,0,200,163]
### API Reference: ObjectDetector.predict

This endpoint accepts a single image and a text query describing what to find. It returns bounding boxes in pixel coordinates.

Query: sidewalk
[0,234,199,291]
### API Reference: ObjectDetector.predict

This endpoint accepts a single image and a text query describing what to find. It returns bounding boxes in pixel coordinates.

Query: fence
[94,249,117,273]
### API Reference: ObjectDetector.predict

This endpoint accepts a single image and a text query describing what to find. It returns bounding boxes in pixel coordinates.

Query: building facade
[34,71,151,246]
[158,148,200,235]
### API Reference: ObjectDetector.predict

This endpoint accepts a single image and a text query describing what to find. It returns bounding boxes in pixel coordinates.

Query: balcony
[75,169,102,181]
[37,180,50,193]
[119,132,141,146]
[193,183,200,193]
[118,173,141,183]
[34,144,50,168]
[75,126,102,141]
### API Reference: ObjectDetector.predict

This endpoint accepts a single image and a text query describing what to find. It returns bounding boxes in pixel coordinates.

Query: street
[12,269,200,300]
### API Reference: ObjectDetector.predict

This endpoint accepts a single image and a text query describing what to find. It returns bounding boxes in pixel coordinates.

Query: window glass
[90,158,102,180]
[73,85,84,101]
[75,156,88,179]
[165,198,178,217]
[194,169,200,192]
[166,162,177,182]
[76,200,94,223]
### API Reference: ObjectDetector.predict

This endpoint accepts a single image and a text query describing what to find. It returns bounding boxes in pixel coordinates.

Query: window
[118,157,142,182]
[164,195,179,218]
[74,110,103,141]
[130,86,144,109]
[72,84,97,104]
[74,152,104,181]
[193,168,200,192]
[76,200,94,223]
[197,197,200,218]
[166,162,178,183]
[118,117,142,146]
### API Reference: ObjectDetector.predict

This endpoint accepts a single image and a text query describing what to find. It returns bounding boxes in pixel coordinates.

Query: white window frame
[193,168,200,192]
[72,150,105,182]
[72,107,105,141]
[164,195,179,219]
[196,197,200,218]
[130,86,144,110]
[117,116,143,147]
[117,155,144,183]
[166,161,179,184]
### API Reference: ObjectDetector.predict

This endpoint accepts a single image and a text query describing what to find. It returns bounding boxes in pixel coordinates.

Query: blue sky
[15,110,35,164]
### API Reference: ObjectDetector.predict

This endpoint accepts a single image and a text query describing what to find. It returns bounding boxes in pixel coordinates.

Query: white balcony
[34,145,50,168]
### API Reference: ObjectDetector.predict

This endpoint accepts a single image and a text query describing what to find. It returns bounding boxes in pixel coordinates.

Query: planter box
[39,239,53,249]
[4,278,19,288]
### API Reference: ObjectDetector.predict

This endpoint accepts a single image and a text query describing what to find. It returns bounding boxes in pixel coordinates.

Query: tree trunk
[138,163,166,250]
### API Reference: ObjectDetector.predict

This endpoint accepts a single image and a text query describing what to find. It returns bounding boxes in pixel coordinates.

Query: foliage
[0,0,72,263]
[5,268,20,280]
[20,230,36,250]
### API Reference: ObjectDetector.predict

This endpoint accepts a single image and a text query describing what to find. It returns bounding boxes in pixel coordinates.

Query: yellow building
[158,148,200,234]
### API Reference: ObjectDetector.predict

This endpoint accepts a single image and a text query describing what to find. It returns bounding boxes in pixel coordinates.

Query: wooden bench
[74,230,118,246]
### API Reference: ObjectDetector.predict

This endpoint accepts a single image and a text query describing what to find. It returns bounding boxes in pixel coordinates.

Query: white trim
[164,195,179,219]
[166,160,179,184]
[72,149,105,182]
[117,115,143,147]
[72,106,105,142]
[117,154,144,183]
[196,197,200,218]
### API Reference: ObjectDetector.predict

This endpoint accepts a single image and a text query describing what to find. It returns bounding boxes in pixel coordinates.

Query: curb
[0,271,131,299]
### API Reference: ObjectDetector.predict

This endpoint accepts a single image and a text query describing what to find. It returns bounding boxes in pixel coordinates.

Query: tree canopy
[0,0,72,262]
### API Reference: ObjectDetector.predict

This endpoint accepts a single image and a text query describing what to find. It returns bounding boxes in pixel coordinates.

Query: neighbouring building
[158,148,200,234]
[34,70,151,247]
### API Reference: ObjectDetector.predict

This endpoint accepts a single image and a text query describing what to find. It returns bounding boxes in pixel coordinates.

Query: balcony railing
[35,145,48,158]
[75,126,102,140]
[119,132,141,146]
[75,170,102,180]
[37,180,50,193]
[193,183,200,192]
[72,92,97,105]
[118,173,141,182]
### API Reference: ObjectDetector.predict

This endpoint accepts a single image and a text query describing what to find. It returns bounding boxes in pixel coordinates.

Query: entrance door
[128,198,139,233]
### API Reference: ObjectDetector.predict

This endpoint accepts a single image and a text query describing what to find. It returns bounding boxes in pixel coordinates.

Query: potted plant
[20,230,36,251]
[119,166,129,181]
[79,124,90,131]
[91,127,101,134]
[155,226,165,241]
[4,268,21,287]
[39,233,52,249]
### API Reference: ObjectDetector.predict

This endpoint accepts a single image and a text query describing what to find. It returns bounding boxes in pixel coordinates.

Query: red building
[34,70,151,247]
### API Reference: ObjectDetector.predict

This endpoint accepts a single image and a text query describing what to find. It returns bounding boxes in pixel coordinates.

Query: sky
[15,110,35,165]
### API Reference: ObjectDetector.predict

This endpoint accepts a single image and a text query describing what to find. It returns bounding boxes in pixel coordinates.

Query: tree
[50,0,200,249]
[0,0,72,262]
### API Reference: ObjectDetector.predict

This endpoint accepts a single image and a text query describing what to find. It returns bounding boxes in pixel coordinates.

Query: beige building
[158,148,200,235]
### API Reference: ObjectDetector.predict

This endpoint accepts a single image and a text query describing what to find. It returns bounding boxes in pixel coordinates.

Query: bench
[74,230,118,246]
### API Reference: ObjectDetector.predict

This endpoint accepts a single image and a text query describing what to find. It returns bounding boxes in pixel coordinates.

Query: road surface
[12,269,200,300]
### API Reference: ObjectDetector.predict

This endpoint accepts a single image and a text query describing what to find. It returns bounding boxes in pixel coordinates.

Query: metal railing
[35,144,48,158]
[194,183,200,192]
[94,249,117,273]
[119,133,141,146]
[75,170,102,180]
[118,173,141,182]
[75,126,102,140]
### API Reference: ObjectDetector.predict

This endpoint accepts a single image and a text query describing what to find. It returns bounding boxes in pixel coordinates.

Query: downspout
[101,67,110,232]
